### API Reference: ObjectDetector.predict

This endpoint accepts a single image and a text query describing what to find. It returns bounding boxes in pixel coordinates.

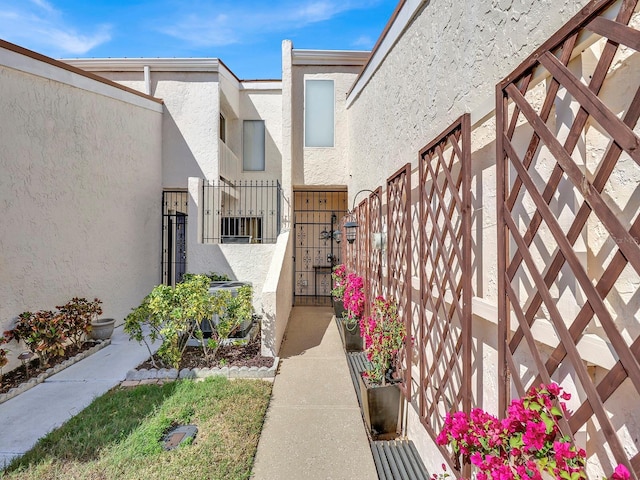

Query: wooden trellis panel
[497,0,640,477]
[355,198,371,316]
[418,115,472,473]
[368,188,384,303]
[387,164,412,398]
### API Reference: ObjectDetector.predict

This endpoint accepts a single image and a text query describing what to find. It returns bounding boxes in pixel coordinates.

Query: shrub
[434,383,631,480]
[343,273,365,327]
[125,275,230,368]
[331,264,348,301]
[360,296,405,385]
[4,310,67,367]
[56,297,103,348]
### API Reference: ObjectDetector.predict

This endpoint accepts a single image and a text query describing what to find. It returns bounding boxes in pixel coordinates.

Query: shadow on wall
[162,106,206,187]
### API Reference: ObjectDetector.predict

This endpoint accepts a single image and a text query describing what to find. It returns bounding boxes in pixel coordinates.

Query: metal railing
[202,179,289,244]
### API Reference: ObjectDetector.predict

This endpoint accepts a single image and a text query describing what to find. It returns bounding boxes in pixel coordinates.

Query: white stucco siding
[0,61,162,372]
[292,66,362,187]
[347,0,590,196]
[80,69,220,189]
[238,87,283,182]
[156,73,219,187]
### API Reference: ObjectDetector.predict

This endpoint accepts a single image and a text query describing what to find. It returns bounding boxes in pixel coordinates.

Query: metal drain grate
[371,440,430,480]
[162,425,198,451]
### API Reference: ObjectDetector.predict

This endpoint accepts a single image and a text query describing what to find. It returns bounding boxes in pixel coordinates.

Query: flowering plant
[435,383,632,480]
[361,296,405,385]
[331,264,348,301]
[343,273,365,329]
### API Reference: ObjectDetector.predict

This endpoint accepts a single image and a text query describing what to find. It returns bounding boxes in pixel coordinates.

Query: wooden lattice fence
[418,115,472,473]
[387,164,413,397]
[497,0,640,476]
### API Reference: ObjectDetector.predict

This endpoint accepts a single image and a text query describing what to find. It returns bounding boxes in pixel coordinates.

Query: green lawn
[4,377,272,480]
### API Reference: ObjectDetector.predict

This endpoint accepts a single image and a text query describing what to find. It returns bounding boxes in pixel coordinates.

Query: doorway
[293,189,347,306]
[162,191,188,286]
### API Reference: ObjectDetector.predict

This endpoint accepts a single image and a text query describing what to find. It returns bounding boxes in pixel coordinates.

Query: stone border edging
[0,339,112,405]
[125,357,280,382]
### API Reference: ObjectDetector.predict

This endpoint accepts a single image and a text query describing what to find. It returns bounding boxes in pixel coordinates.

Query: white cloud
[159,0,382,47]
[352,35,374,48]
[0,1,111,55]
[30,0,55,13]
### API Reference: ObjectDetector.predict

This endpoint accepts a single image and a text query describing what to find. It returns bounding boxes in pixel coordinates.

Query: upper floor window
[243,120,265,171]
[304,79,334,147]
[219,113,226,143]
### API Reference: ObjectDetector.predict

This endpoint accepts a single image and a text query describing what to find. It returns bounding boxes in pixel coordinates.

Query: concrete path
[0,325,155,469]
[251,306,377,480]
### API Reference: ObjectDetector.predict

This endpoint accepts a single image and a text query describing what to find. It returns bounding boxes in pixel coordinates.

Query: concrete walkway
[252,306,377,479]
[0,325,155,469]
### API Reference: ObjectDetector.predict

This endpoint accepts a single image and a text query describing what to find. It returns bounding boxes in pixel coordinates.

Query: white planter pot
[90,318,115,340]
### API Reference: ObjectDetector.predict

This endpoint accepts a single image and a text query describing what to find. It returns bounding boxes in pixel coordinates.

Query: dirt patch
[136,331,274,370]
[0,341,101,394]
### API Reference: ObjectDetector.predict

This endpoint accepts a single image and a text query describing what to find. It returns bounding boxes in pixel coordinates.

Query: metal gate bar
[162,190,188,286]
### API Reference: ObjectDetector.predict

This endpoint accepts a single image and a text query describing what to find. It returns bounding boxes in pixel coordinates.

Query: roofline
[62,57,221,72]
[347,0,426,106]
[0,40,162,105]
[292,49,370,66]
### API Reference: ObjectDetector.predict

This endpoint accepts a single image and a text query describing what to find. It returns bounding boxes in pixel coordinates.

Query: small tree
[125,275,229,368]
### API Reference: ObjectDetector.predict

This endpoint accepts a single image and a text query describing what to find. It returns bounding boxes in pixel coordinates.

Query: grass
[4,377,272,480]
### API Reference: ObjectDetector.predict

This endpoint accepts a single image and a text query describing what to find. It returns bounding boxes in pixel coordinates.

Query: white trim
[346,0,426,107]
[472,297,616,371]
[240,81,283,91]
[1,48,162,112]
[292,49,369,66]
[62,57,220,72]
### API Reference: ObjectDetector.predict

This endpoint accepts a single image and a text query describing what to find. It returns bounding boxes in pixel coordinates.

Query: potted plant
[331,264,348,318]
[359,295,406,439]
[341,273,365,351]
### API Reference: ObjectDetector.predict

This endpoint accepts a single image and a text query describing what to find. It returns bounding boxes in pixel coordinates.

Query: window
[219,113,226,143]
[220,217,262,243]
[304,79,334,147]
[243,120,265,171]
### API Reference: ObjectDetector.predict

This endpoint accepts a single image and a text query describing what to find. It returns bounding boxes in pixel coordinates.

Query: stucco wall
[343,0,600,471]
[81,70,219,189]
[292,66,362,187]
[0,53,162,372]
[237,87,283,182]
[261,231,294,356]
[347,0,590,197]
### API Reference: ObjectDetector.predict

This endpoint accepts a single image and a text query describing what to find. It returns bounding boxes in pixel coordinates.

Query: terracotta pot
[358,373,402,440]
[90,318,115,340]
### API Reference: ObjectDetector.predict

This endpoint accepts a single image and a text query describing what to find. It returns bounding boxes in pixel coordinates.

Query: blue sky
[0,0,397,79]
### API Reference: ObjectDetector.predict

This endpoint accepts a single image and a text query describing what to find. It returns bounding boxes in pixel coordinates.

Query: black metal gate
[293,190,347,306]
[162,191,188,286]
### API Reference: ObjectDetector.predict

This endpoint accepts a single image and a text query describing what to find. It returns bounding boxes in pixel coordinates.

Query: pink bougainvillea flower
[612,464,631,480]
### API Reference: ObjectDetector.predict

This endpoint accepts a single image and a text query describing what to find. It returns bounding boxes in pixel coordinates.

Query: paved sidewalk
[0,325,155,469]
[251,306,377,479]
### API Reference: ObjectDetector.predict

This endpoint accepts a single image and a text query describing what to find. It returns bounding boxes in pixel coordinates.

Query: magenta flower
[613,464,631,480]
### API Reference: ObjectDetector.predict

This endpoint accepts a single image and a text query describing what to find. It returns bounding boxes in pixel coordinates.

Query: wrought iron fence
[202,180,289,244]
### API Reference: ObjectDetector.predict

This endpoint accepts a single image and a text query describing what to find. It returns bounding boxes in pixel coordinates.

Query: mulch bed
[136,331,274,370]
[0,340,100,395]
